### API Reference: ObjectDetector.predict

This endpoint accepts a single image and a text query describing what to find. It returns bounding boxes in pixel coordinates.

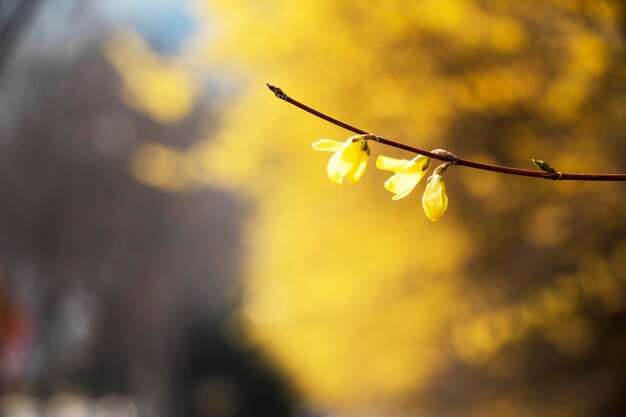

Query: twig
[266,83,626,181]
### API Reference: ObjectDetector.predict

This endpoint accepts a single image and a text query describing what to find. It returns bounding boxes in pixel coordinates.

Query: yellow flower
[312,136,369,184]
[422,174,448,221]
[376,155,431,200]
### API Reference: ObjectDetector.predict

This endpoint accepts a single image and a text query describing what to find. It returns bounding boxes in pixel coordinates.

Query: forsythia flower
[312,136,369,184]
[376,155,431,200]
[422,174,448,221]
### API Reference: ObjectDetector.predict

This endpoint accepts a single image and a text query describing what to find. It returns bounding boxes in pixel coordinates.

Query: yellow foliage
[103,29,197,124]
[107,0,626,413]
[195,0,626,410]
[129,143,190,192]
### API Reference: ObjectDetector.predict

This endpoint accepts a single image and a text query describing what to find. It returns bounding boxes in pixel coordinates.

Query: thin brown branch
[266,83,626,181]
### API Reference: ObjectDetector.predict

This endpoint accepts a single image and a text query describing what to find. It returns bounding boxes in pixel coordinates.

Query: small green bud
[532,159,557,174]
[361,140,370,155]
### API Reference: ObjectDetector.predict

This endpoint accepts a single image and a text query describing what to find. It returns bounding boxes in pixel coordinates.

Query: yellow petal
[338,140,362,164]
[384,171,426,200]
[312,139,345,152]
[326,141,360,184]
[327,151,346,184]
[347,150,368,183]
[422,174,448,221]
[410,155,431,173]
[376,155,413,172]
[377,155,430,173]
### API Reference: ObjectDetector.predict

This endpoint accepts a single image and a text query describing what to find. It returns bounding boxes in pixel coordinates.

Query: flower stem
[266,83,626,182]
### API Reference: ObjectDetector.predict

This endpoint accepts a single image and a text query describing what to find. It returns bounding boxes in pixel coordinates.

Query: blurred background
[0,0,625,416]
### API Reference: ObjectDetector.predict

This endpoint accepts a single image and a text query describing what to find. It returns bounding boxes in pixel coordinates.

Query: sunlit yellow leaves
[453,312,516,363]
[243,278,290,324]
[526,205,570,247]
[129,142,214,192]
[450,65,541,111]
[453,253,626,365]
[193,0,625,412]
[400,0,527,52]
[487,16,527,52]
[219,177,470,404]
[542,32,610,120]
[542,314,595,356]
[103,29,197,124]
[129,143,189,191]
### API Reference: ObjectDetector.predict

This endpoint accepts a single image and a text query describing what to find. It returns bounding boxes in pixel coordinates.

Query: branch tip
[266,83,288,100]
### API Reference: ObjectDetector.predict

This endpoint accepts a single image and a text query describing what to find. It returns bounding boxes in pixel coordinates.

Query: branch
[266,83,626,182]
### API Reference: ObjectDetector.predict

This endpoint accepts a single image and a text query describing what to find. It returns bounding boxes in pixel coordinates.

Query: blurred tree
[0,1,297,417]
[0,0,43,76]
[173,321,295,417]
[190,0,626,415]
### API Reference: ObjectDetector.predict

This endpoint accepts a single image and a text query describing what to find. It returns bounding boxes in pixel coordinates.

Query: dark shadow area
[173,321,296,417]
[0,2,298,416]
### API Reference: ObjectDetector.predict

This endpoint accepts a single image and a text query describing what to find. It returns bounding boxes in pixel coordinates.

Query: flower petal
[312,139,345,152]
[384,171,426,200]
[326,142,360,184]
[376,155,413,172]
[327,150,347,184]
[338,140,362,163]
[377,155,430,174]
[408,155,431,173]
[422,174,448,221]
[347,150,368,183]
